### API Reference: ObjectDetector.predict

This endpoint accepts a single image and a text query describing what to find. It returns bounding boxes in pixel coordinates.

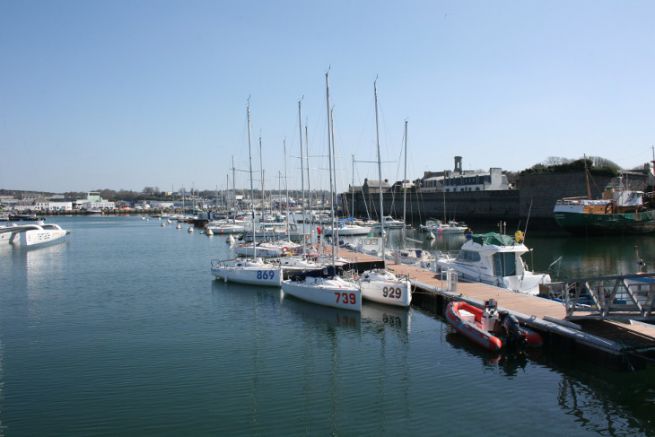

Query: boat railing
[540,272,655,320]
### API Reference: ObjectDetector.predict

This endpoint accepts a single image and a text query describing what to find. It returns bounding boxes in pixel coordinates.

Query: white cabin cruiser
[436,232,551,296]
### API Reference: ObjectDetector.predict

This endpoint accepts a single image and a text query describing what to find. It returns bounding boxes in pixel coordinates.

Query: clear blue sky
[2,0,654,193]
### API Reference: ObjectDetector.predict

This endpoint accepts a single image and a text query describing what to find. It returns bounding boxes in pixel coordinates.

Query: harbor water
[1,216,654,436]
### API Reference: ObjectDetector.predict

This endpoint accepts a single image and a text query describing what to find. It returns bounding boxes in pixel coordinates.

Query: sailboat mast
[374,79,386,268]
[351,155,355,218]
[325,71,336,268]
[259,137,265,220]
[247,102,256,258]
[231,155,236,223]
[402,120,408,236]
[283,139,290,241]
[330,107,339,260]
[298,100,306,257]
[305,125,311,211]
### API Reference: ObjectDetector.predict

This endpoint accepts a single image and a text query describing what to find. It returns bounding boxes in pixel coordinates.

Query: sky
[1,0,654,193]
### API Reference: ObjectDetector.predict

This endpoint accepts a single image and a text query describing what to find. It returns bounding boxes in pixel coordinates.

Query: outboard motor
[501,314,526,348]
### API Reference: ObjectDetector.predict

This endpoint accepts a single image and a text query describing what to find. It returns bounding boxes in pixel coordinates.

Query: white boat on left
[211,257,282,286]
[0,222,69,247]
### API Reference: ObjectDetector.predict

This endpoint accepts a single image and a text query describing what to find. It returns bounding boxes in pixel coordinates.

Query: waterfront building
[420,156,509,193]
[75,192,115,210]
[34,201,73,212]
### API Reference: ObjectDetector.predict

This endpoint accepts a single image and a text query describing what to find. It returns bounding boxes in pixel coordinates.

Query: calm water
[1,216,654,436]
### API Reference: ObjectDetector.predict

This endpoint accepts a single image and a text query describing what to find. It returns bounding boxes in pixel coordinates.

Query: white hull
[359,270,412,307]
[206,224,245,234]
[323,225,371,236]
[2,224,68,247]
[282,276,362,312]
[436,258,549,296]
[211,259,282,286]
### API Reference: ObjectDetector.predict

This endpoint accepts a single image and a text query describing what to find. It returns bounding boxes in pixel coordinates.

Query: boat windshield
[493,252,517,276]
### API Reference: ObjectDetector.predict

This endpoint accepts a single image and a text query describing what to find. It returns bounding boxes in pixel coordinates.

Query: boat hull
[211,261,282,287]
[360,277,411,307]
[446,301,503,351]
[282,277,362,312]
[554,210,655,235]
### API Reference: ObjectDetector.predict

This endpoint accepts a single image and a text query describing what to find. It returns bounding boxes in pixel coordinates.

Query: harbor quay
[328,246,655,370]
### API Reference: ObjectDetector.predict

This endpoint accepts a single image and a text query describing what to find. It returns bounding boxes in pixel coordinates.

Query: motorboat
[0,222,69,247]
[211,257,282,287]
[206,220,246,235]
[436,232,551,296]
[392,248,435,270]
[322,223,371,236]
[446,299,543,351]
[420,219,469,235]
[234,240,302,258]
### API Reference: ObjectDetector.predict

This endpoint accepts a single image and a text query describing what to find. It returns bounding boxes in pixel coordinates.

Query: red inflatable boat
[446,300,542,351]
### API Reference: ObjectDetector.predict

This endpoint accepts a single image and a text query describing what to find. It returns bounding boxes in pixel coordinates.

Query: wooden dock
[330,246,655,369]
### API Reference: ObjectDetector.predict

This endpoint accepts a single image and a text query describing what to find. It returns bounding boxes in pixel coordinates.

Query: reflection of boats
[436,232,551,295]
[0,222,69,247]
[281,292,361,330]
[446,300,543,351]
[361,301,411,336]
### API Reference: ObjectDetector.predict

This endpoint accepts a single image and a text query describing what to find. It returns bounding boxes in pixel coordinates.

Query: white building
[420,156,509,192]
[35,201,73,212]
[75,192,115,210]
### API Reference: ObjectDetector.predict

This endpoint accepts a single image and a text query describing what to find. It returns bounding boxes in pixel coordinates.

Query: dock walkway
[330,246,655,366]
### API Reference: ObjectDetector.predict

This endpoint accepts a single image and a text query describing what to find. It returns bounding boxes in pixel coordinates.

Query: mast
[283,139,290,241]
[402,120,408,239]
[305,125,311,212]
[330,107,339,260]
[298,100,306,257]
[231,155,236,222]
[247,101,256,258]
[259,136,265,220]
[351,154,355,218]
[583,154,592,199]
[325,71,336,268]
[374,79,386,269]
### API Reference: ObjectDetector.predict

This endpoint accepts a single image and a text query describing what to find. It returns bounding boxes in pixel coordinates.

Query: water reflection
[361,302,411,340]
[445,332,533,377]
[280,294,361,331]
[445,329,655,436]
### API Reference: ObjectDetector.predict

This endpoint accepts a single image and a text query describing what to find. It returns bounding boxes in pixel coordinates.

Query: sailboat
[211,101,282,286]
[358,80,412,308]
[281,72,362,311]
[393,120,435,270]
